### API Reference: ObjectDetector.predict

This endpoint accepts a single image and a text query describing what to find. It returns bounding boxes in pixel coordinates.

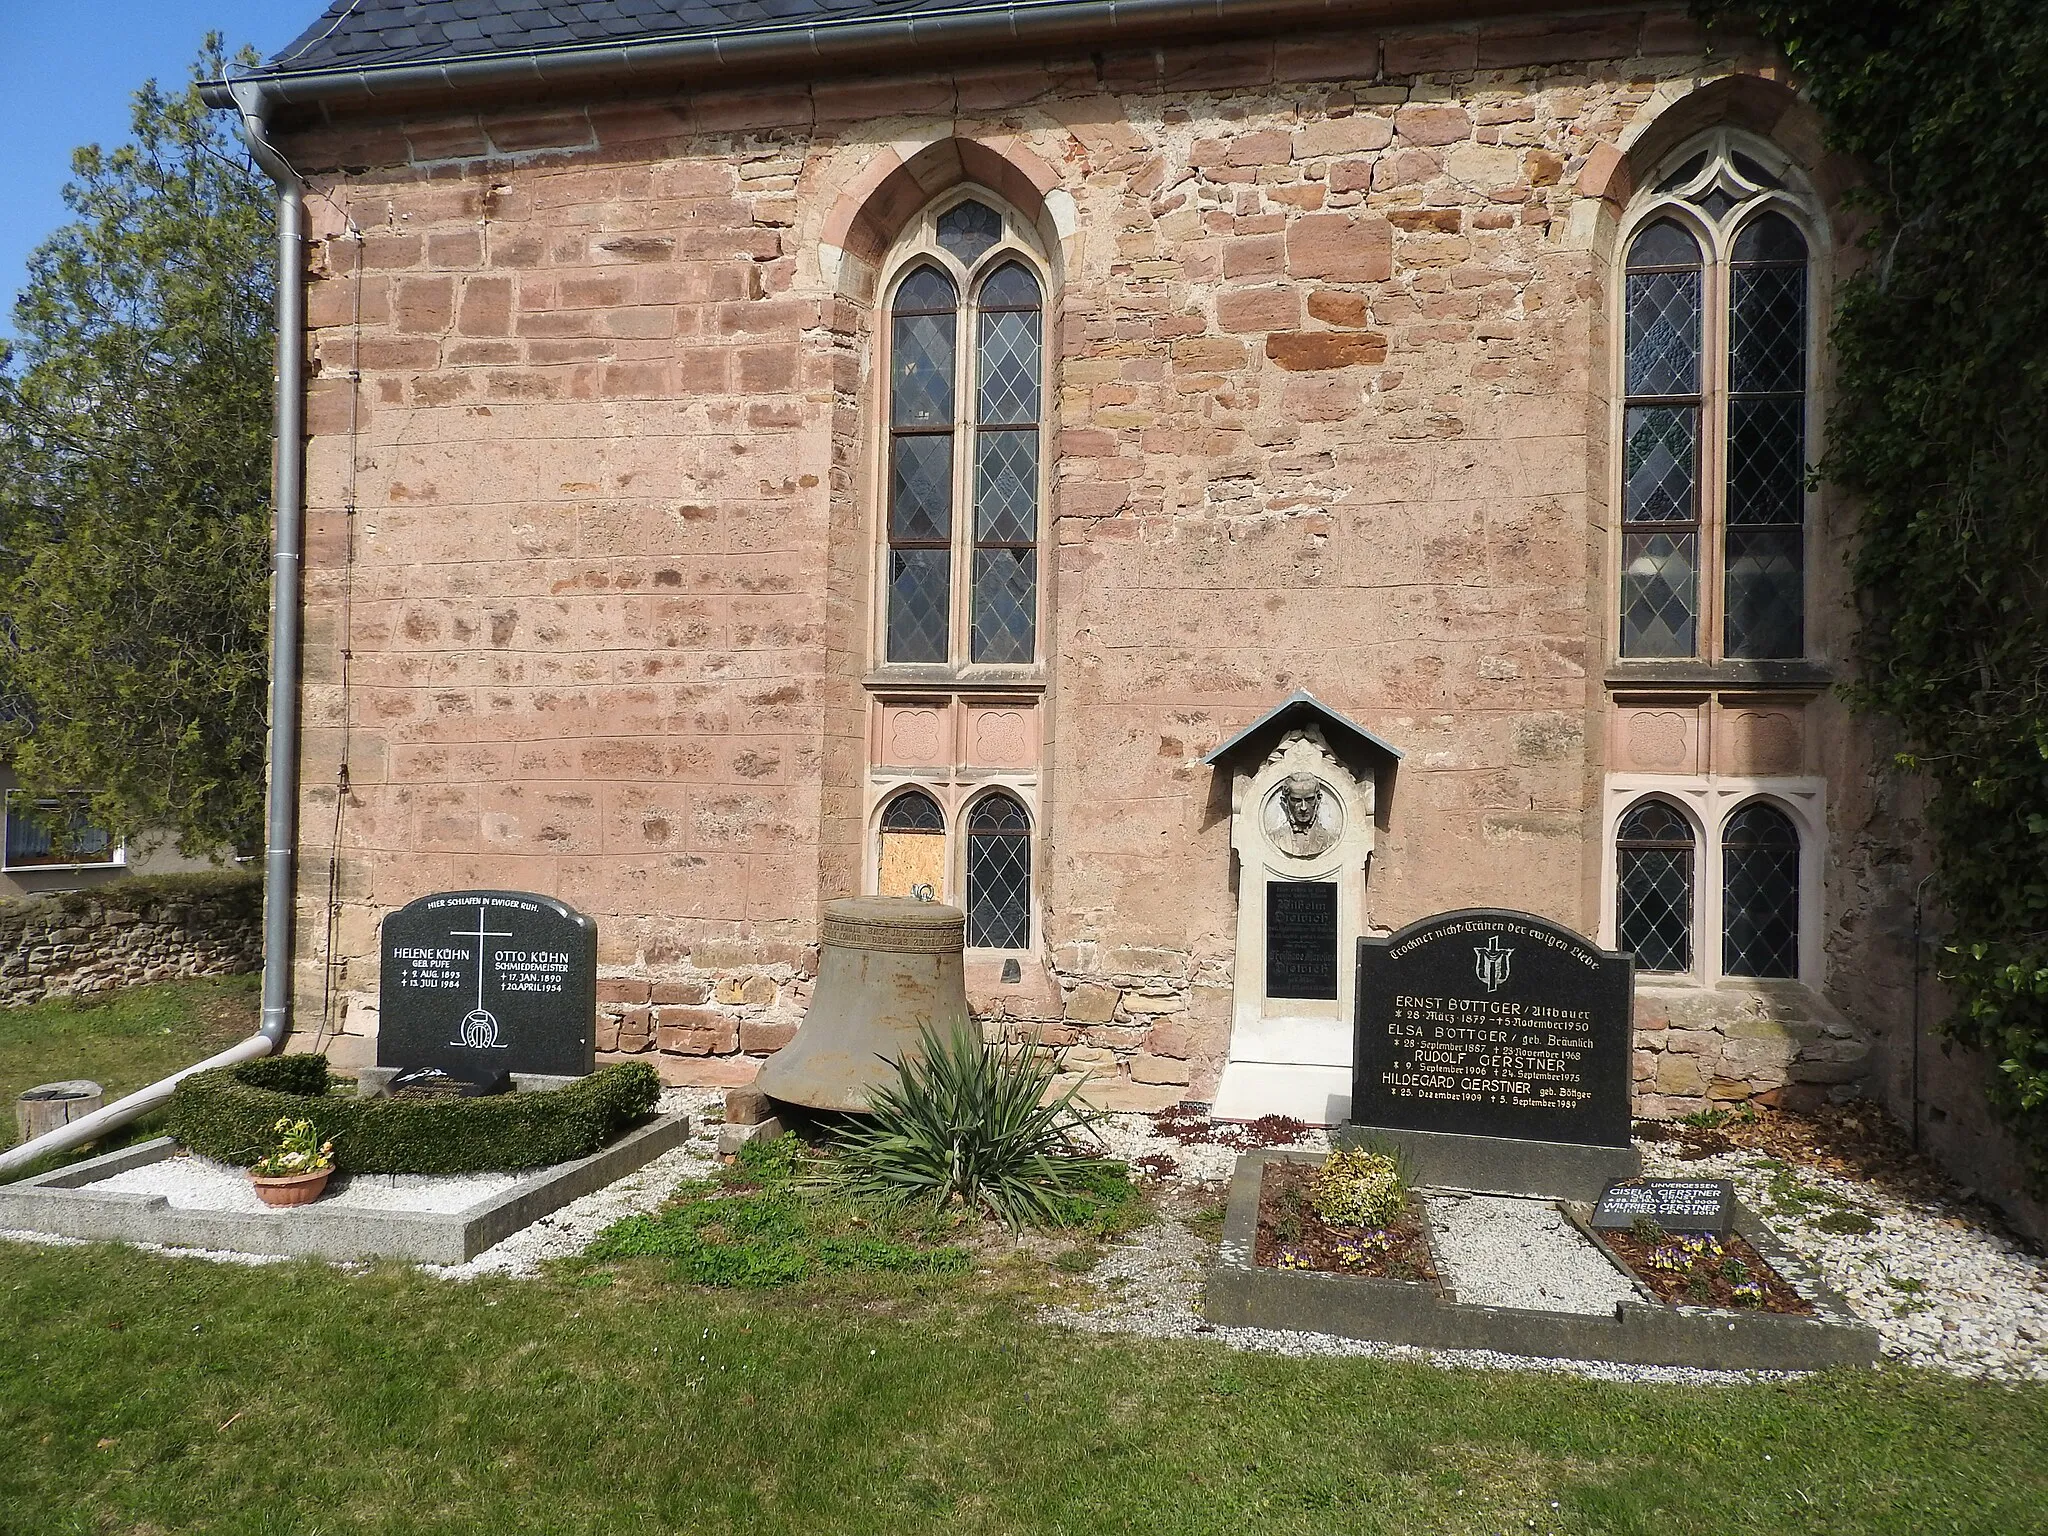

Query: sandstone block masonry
[270,12,1887,1118]
[0,874,263,1008]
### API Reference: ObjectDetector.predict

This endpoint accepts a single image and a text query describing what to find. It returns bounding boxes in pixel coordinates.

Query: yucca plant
[827,1018,1126,1227]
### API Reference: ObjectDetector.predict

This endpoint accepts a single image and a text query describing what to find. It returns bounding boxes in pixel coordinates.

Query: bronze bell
[753,896,969,1113]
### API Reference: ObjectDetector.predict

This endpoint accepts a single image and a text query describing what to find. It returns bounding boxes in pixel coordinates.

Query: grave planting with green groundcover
[164,1055,661,1174]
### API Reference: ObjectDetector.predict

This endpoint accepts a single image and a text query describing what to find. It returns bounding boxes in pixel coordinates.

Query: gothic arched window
[1616,799,1695,974]
[882,197,1045,669]
[965,792,1032,949]
[1619,138,1814,663]
[877,788,947,901]
[1722,801,1800,977]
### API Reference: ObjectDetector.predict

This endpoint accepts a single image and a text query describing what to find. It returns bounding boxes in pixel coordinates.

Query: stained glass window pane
[1733,210,1807,264]
[891,311,955,428]
[1656,153,1707,193]
[890,433,953,543]
[1731,263,1806,395]
[881,790,944,832]
[1623,406,1698,523]
[966,793,1031,949]
[895,265,957,313]
[1617,801,1694,974]
[1628,219,1702,270]
[1620,529,1698,657]
[977,308,1041,425]
[1725,525,1804,658]
[1731,152,1783,191]
[975,429,1038,545]
[971,547,1036,664]
[1723,803,1799,978]
[1726,397,1804,526]
[887,548,950,663]
[1626,270,1702,398]
[937,200,1003,266]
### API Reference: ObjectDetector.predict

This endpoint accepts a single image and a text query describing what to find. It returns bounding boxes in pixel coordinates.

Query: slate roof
[268,0,1027,74]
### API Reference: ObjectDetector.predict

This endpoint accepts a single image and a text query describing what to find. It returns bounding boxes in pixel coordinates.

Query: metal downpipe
[0,85,305,1178]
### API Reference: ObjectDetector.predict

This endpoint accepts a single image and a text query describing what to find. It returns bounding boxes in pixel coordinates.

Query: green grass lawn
[0,974,258,1154]
[1,979,2045,1533]
[1,1244,2043,1535]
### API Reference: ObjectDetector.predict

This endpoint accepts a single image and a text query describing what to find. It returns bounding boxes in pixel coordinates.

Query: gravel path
[1426,1192,1640,1315]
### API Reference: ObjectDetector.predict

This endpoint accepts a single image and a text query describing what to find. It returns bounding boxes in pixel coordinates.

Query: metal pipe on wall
[0,85,307,1179]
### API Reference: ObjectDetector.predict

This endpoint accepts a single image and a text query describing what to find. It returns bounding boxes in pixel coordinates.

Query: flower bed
[1598,1225,1813,1315]
[1252,1158,1438,1285]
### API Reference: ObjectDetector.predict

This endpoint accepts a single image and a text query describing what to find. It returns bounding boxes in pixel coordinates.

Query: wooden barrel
[13,1080,105,1145]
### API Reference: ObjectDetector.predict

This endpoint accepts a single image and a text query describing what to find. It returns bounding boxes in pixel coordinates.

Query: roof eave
[1202,690,1406,769]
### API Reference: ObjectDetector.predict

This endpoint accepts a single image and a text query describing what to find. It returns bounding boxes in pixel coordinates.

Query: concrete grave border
[0,1113,689,1266]
[1204,1150,1879,1371]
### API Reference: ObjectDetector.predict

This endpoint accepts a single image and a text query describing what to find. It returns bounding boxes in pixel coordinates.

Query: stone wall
[0,873,263,1008]
[269,11,1888,1117]
[1632,983,1872,1120]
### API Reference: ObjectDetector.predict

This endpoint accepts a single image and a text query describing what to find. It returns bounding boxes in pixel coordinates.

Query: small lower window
[877,789,946,901]
[3,794,116,870]
[965,792,1031,949]
[1722,801,1800,977]
[1616,799,1694,973]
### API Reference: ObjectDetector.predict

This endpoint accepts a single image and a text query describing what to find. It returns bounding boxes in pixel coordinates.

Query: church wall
[274,10,1895,1118]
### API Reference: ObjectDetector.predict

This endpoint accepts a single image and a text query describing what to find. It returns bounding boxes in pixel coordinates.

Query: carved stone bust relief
[1262,772,1342,859]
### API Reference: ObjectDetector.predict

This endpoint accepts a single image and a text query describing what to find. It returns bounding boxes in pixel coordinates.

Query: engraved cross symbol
[450,904,515,1050]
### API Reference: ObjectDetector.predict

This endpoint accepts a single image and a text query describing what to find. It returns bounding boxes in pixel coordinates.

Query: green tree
[0,36,273,855]
[1716,2,2048,1168]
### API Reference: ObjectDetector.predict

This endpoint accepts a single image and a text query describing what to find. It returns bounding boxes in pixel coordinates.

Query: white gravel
[1425,1192,1640,1315]
[1640,1140,2048,1381]
[90,1156,521,1216]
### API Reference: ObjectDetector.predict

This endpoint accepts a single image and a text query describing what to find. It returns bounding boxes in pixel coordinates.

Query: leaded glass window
[1722,802,1799,978]
[1725,212,1808,658]
[966,793,1031,949]
[879,201,1045,671]
[887,265,957,663]
[881,790,943,832]
[1621,220,1703,658]
[1617,137,1815,666]
[972,263,1040,663]
[1617,800,1694,974]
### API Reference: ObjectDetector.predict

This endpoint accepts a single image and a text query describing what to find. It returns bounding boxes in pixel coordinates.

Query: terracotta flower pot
[250,1168,332,1207]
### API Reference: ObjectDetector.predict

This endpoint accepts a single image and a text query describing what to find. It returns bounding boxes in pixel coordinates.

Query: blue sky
[0,2,307,337]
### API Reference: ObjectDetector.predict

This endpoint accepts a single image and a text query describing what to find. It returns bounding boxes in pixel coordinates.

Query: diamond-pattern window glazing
[1623,405,1698,523]
[1725,210,1808,659]
[1621,220,1703,659]
[970,262,1041,666]
[971,547,1036,664]
[1621,532,1698,658]
[966,793,1031,949]
[1617,800,1694,974]
[1624,221,1702,398]
[887,548,950,664]
[1723,802,1799,978]
[888,265,959,663]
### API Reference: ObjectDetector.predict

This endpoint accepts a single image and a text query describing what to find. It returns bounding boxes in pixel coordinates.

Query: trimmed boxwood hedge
[165,1055,662,1175]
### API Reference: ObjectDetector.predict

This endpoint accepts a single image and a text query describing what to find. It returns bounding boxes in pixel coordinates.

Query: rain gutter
[0,84,306,1179]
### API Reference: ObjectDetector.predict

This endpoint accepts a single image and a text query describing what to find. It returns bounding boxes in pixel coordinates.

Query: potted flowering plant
[249,1117,336,1207]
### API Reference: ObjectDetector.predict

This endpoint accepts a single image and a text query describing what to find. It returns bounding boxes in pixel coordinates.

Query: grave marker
[1353,908,1634,1148]
[378,890,597,1080]
[1592,1177,1735,1235]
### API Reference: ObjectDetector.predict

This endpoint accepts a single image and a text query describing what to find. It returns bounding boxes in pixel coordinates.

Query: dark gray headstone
[378,890,597,1080]
[1593,1178,1735,1234]
[1267,879,1338,1000]
[1353,908,1634,1148]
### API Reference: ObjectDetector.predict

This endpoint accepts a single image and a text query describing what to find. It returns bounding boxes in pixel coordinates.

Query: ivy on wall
[1717,3,2048,1170]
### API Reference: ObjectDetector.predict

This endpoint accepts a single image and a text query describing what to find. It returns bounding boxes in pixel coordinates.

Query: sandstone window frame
[867,188,1054,684]
[862,776,1041,957]
[1599,777,1825,988]
[1610,130,1829,668]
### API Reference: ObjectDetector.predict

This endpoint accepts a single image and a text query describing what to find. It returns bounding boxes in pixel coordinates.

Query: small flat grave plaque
[388,1065,511,1100]
[1354,908,1634,1147]
[379,890,596,1080]
[1593,1178,1735,1235]
[1267,880,1339,1000]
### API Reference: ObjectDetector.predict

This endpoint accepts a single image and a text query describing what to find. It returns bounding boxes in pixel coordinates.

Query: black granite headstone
[1267,880,1339,1000]
[378,890,597,1080]
[1592,1178,1735,1235]
[1353,908,1634,1147]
